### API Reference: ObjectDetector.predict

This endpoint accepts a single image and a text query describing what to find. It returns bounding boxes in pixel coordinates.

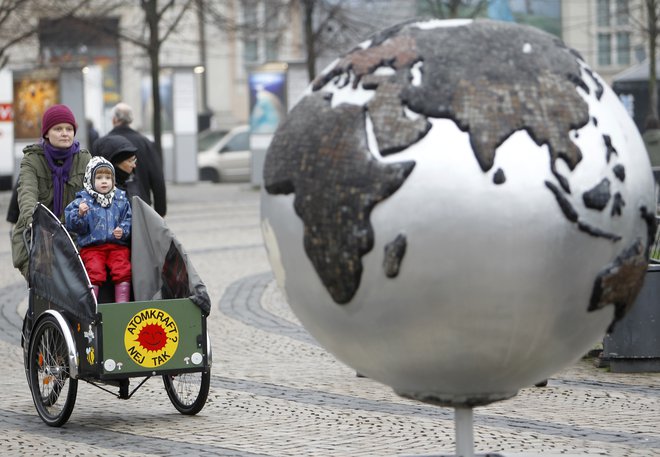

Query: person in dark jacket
[6,180,19,228]
[86,119,100,149]
[65,157,132,302]
[106,102,167,216]
[93,135,143,204]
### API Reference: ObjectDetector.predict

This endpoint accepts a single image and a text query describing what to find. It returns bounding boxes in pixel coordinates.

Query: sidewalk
[0,182,658,456]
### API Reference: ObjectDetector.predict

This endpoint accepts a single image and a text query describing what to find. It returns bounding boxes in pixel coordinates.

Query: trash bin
[602,264,660,373]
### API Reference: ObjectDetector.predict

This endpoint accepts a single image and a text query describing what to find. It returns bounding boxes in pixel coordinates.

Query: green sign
[99,298,206,376]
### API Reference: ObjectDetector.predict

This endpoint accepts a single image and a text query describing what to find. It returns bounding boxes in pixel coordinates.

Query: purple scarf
[42,139,80,217]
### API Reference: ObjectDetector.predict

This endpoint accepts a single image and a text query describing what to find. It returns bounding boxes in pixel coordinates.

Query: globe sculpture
[260,18,655,452]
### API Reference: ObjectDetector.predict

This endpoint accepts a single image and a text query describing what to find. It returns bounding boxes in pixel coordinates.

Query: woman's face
[116,155,137,174]
[45,123,75,149]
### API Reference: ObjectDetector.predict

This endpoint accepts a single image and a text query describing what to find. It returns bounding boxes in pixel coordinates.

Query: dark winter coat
[106,124,167,216]
[11,143,91,278]
[6,180,19,224]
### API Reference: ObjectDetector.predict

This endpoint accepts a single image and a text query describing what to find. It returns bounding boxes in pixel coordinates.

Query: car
[197,125,250,182]
[197,128,228,151]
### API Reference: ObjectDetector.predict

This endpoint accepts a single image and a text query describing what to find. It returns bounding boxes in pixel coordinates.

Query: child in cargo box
[65,157,132,302]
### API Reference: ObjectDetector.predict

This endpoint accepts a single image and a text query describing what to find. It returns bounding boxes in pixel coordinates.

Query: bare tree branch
[156,0,177,20]
[0,0,23,28]
[0,0,95,69]
[159,0,195,44]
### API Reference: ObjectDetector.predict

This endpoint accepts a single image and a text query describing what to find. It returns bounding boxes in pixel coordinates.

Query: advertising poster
[13,71,59,139]
[420,0,561,38]
[0,69,15,187]
[248,65,287,135]
[489,0,562,37]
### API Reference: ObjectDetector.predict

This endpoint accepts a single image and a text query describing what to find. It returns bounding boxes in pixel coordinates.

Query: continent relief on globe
[263,20,654,327]
[264,92,415,304]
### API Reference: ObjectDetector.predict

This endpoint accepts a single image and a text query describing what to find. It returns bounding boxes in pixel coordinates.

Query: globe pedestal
[400,406,502,457]
[397,386,517,455]
[454,406,476,457]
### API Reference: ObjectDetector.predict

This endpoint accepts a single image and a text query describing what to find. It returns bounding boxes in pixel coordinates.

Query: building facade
[1,0,652,185]
[562,0,647,84]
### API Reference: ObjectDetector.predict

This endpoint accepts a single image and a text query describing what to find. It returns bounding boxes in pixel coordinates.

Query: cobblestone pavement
[0,182,658,456]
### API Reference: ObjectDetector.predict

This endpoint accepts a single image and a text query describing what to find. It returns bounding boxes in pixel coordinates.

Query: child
[65,157,132,302]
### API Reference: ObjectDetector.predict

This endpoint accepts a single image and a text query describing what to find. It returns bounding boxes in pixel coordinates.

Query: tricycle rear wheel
[163,370,210,415]
[28,315,78,426]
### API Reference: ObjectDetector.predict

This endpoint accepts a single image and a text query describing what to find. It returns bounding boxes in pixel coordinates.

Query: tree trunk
[145,0,163,159]
[648,0,658,121]
[303,0,316,82]
[448,0,461,18]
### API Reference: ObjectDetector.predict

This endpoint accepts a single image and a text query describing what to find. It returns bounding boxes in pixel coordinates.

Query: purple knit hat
[41,104,78,138]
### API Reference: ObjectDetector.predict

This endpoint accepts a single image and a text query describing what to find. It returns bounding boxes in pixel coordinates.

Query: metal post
[196,0,209,113]
[455,406,475,457]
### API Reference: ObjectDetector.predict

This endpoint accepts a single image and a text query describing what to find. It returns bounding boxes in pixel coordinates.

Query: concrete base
[608,357,660,373]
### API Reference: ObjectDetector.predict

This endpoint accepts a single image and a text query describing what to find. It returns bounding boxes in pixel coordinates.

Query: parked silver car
[198,125,250,182]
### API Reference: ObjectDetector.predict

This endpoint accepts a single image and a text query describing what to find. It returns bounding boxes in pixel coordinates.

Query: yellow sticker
[123,308,179,368]
[86,347,95,365]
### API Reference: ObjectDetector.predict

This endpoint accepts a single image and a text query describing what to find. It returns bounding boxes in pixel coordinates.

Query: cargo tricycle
[21,200,212,427]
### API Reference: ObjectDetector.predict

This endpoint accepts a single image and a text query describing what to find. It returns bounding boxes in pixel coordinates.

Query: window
[264,1,280,61]
[598,33,612,66]
[197,129,228,152]
[616,32,630,65]
[240,0,283,65]
[243,1,259,62]
[615,0,629,25]
[596,0,632,68]
[243,1,258,26]
[263,1,278,31]
[223,132,250,152]
[244,40,258,62]
[597,0,611,26]
[265,38,279,61]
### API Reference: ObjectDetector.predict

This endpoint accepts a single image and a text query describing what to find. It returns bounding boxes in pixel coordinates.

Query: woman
[11,104,91,278]
[92,134,144,204]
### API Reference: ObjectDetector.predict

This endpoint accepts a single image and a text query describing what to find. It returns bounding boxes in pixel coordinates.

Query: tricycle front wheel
[28,315,78,426]
[163,370,210,415]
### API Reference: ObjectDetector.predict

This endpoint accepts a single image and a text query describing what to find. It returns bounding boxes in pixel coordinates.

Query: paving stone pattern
[0,182,658,456]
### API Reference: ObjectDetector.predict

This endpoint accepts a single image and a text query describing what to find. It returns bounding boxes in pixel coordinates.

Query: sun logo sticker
[124,308,179,368]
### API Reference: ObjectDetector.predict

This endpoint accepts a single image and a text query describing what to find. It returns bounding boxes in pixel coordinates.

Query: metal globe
[260,19,655,406]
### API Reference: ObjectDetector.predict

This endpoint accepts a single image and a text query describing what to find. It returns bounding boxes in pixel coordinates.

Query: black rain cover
[28,199,210,318]
[131,197,211,315]
[29,203,96,322]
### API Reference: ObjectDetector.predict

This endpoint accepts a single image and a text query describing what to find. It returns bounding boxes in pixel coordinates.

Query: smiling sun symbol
[136,323,168,352]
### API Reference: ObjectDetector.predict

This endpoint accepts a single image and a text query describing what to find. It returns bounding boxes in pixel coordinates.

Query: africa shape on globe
[261,19,655,403]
